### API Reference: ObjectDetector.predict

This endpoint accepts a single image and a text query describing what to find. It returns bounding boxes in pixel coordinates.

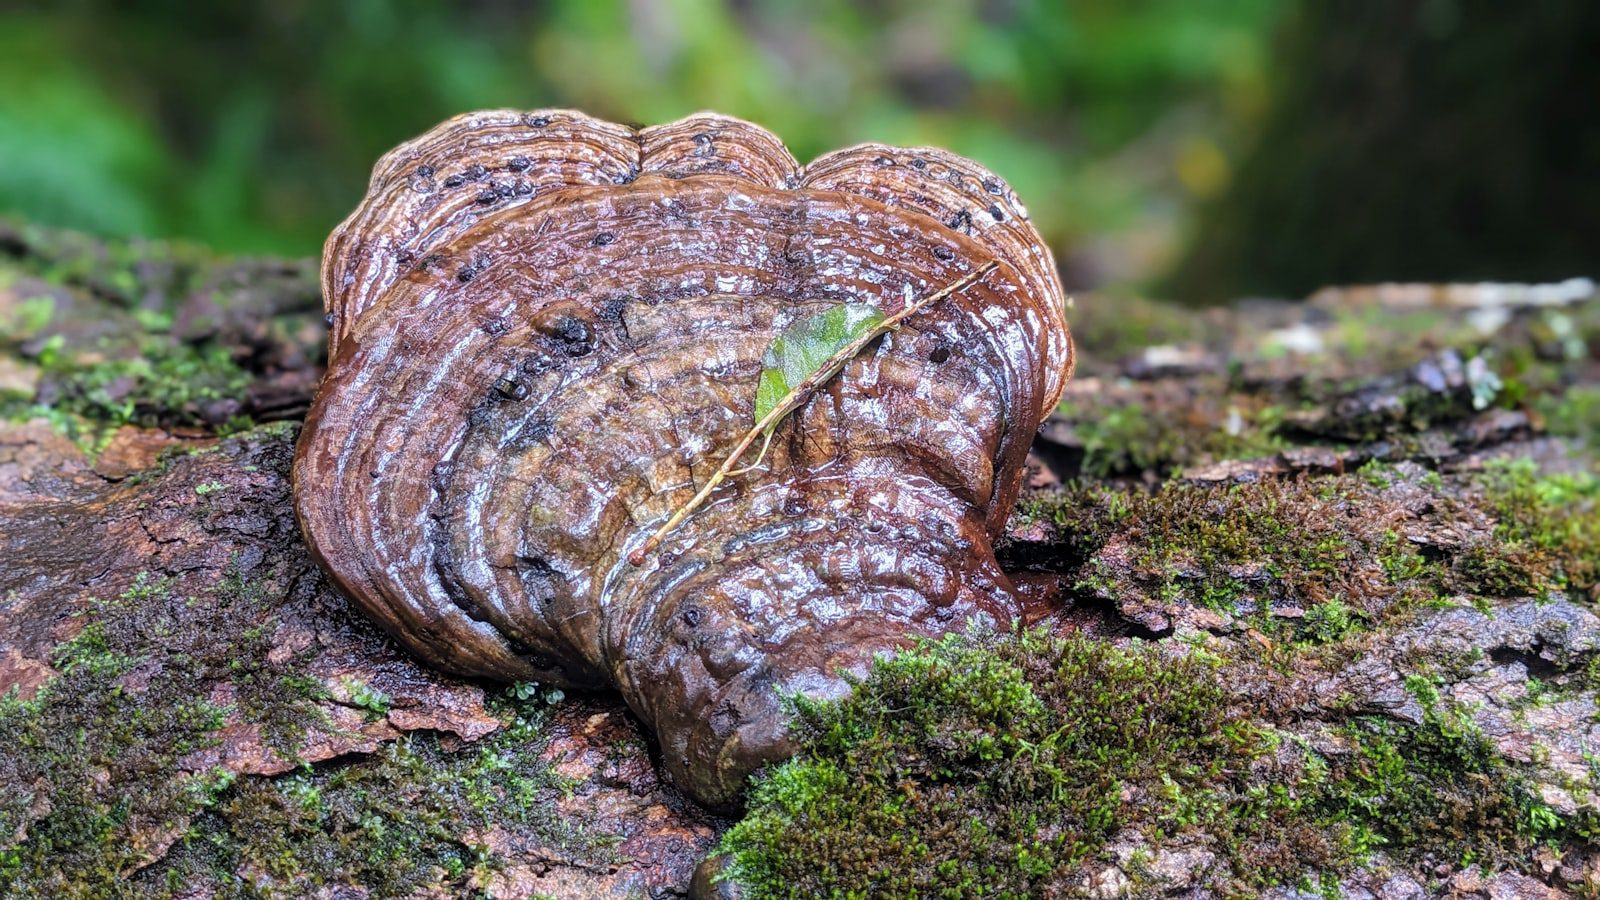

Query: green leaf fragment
[754,303,886,432]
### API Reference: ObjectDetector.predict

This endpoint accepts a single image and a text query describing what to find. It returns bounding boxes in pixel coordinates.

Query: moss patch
[1013,463,1583,639]
[142,715,609,897]
[1030,476,1417,632]
[1474,458,1599,599]
[0,571,316,893]
[1328,676,1566,862]
[33,336,254,429]
[719,630,1576,897]
[1053,393,1286,479]
[0,569,603,896]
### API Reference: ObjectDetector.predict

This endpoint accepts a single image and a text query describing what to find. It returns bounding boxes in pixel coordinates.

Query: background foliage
[0,0,1594,300]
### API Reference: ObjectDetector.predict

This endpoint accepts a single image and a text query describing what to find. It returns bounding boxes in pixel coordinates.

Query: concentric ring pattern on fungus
[295,110,1073,807]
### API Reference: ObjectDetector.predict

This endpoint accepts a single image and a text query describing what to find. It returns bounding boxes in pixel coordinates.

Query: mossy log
[1,219,1597,897]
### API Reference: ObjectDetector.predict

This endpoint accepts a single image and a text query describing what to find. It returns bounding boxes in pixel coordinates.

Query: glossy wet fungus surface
[294,110,1074,808]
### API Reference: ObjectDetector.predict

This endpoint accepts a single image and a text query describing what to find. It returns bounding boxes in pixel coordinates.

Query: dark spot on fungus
[932,245,955,261]
[493,377,529,401]
[593,232,616,247]
[540,315,593,356]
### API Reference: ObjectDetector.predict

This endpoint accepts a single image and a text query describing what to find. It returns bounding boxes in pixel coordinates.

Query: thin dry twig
[627,260,999,566]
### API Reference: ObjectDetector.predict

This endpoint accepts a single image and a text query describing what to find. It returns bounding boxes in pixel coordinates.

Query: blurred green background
[1,0,1595,302]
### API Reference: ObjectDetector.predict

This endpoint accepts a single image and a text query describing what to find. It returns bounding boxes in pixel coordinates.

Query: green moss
[1299,598,1364,645]
[1328,677,1566,859]
[38,338,253,429]
[0,566,610,896]
[1322,305,1471,368]
[0,571,290,894]
[0,220,216,309]
[1476,458,1600,597]
[0,294,56,342]
[1072,477,1434,626]
[719,630,1345,897]
[1062,292,1202,364]
[336,675,391,719]
[1056,395,1286,478]
[147,710,610,897]
[719,631,1584,898]
[1,335,256,455]
[1017,464,1591,642]
[1538,384,1600,450]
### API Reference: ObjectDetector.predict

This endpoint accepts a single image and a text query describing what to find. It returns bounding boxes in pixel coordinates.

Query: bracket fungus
[294,110,1073,807]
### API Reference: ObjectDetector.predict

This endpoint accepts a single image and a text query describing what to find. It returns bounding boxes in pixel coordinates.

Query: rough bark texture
[1,218,1597,897]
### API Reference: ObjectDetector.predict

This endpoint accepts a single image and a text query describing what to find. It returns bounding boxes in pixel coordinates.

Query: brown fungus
[294,110,1073,808]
